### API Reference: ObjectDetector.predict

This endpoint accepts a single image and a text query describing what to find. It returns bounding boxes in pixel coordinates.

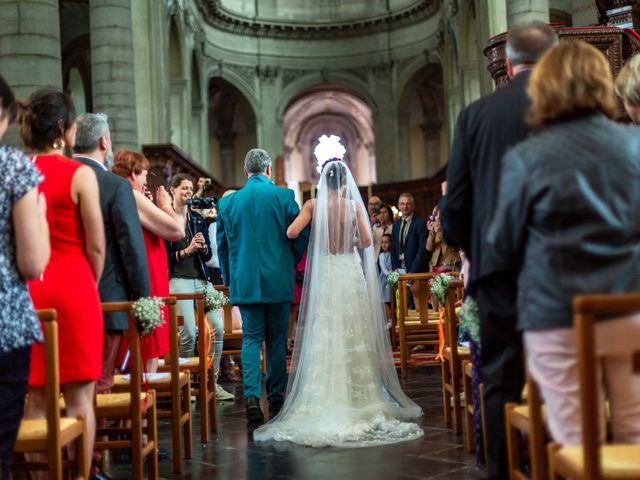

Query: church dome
[218,0,425,24]
[196,0,438,37]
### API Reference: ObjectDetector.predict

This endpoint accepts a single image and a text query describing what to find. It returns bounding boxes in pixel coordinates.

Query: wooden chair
[397,272,440,378]
[462,359,476,452]
[505,374,546,480]
[441,279,470,434]
[112,296,192,474]
[159,292,217,443]
[388,283,399,349]
[13,309,88,479]
[92,301,159,480]
[548,293,640,480]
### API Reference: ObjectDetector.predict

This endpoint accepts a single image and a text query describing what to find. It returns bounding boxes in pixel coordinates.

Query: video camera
[186,196,217,210]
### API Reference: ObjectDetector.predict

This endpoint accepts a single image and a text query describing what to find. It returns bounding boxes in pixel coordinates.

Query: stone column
[0,0,62,145]
[90,0,138,150]
[507,0,550,27]
[256,70,283,166]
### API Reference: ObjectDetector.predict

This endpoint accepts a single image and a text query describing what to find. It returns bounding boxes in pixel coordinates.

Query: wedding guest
[20,89,105,477]
[373,204,394,258]
[166,173,234,401]
[427,205,461,273]
[615,53,640,122]
[287,252,307,353]
[378,234,393,322]
[391,193,428,273]
[487,40,640,445]
[0,76,50,480]
[72,114,150,396]
[112,149,184,372]
[367,195,382,226]
[442,22,557,478]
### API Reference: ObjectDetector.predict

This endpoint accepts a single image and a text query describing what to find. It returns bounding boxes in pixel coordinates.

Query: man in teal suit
[217,148,309,423]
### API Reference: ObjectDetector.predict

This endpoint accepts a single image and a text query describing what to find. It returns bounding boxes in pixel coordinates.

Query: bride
[253,160,423,448]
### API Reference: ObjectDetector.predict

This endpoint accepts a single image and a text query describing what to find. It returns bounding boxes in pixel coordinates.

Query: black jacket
[391,215,429,273]
[166,209,212,280]
[486,114,640,330]
[442,71,534,286]
[74,156,150,330]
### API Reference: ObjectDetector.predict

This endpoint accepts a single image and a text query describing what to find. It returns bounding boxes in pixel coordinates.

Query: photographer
[426,205,461,273]
[166,173,234,401]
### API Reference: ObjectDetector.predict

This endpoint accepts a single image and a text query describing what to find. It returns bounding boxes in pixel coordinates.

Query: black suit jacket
[442,71,534,285]
[391,215,429,273]
[74,156,150,330]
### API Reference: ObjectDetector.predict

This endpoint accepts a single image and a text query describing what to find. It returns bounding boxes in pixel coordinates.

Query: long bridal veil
[254,160,423,447]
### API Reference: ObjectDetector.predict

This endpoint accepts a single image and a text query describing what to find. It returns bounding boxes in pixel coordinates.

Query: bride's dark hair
[322,159,347,190]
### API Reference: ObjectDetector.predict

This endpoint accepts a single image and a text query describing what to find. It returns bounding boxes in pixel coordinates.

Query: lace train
[254,253,423,447]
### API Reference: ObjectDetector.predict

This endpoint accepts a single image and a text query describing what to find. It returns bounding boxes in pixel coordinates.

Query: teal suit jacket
[217,174,309,305]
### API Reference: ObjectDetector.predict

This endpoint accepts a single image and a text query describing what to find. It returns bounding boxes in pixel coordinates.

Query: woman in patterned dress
[0,76,50,480]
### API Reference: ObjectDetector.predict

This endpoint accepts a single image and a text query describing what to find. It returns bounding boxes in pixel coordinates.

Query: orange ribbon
[436,306,445,361]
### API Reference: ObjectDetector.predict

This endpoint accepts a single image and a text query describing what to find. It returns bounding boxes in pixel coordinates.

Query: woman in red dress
[112,150,184,372]
[19,89,105,474]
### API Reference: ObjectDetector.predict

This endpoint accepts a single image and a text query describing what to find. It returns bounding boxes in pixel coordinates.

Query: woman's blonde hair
[527,40,617,127]
[615,53,640,107]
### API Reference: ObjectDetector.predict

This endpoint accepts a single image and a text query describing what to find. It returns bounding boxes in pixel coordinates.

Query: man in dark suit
[441,22,558,479]
[391,192,428,274]
[72,113,150,397]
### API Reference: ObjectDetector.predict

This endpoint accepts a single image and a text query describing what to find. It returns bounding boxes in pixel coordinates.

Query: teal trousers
[239,302,290,402]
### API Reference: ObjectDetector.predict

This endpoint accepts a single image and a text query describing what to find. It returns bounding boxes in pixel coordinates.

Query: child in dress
[378,234,393,322]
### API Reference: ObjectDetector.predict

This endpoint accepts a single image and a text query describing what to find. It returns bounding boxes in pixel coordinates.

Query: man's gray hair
[73,112,110,154]
[244,148,272,174]
[506,21,558,67]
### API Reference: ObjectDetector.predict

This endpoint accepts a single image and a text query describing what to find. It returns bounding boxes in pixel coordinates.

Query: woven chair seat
[114,371,189,388]
[444,346,471,359]
[16,418,81,446]
[558,444,640,477]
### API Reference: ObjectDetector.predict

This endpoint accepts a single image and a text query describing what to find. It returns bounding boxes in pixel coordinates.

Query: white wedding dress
[253,161,423,448]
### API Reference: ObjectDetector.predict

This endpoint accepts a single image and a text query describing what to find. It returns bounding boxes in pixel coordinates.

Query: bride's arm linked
[287,199,314,239]
[356,204,372,248]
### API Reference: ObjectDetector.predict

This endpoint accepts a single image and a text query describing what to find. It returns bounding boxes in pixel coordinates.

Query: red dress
[28,154,103,385]
[139,228,170,360]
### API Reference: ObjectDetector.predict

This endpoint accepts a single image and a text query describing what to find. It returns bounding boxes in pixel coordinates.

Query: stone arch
[282,86,376,186]
[277,72,379,119]
[208,77,258,186]
[204,64,260,118]
[397,62,445,177]
[62,34,92,114]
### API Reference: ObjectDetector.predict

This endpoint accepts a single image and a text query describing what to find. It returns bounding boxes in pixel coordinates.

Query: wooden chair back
[572,293,640,478]
[169,292,216,440]
[101,302,145,475]
[41,309,63,478]
[397,273,435,324]
[14,310,89,479]
[443,279,465,357]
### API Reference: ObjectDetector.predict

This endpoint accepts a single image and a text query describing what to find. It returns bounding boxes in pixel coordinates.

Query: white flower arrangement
[430,273,454,304]
[386,271,399,287]
[132,297,165,336]
[204,285,229,313]
[459,296,480,345]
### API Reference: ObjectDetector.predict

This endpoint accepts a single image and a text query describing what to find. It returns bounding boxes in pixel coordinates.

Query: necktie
[400,219,408,253]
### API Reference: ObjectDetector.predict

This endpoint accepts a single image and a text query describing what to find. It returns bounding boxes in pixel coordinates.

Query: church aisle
[111,367,481,479]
